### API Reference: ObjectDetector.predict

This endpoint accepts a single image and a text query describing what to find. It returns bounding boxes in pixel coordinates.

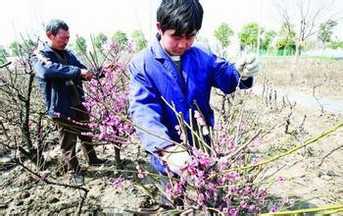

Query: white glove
[161,145,191,175]
[236,54,260,80]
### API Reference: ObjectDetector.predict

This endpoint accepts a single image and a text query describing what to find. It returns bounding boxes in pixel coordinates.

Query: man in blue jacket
[32,19,105,181]
[129,0,259,175]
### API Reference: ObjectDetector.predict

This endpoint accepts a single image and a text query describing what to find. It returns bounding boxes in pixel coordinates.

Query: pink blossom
[277,176,286,183]
[111,176,125,189]
[136,165,146,179]
[228,208,238,216]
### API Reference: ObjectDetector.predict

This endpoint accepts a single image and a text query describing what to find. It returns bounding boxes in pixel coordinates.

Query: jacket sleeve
[68,52,88,100]
[209,53,253,94]
[128,61,174,155]
[32,50,81,80]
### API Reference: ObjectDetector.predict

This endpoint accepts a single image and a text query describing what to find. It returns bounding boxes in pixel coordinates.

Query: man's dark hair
[157,0,203,36]
[46,19,69,35]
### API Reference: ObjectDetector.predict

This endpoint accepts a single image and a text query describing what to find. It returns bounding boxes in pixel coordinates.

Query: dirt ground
[252,57,343,213]
[244,92,343,211]
[0,57,342,215]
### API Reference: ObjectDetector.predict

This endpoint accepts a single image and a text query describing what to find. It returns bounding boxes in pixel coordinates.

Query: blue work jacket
[32,44,86,119]
[129,37,253,171]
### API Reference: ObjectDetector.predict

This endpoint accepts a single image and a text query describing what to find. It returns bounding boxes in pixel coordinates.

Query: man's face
[47,29,70,50]
[158,28,196,56]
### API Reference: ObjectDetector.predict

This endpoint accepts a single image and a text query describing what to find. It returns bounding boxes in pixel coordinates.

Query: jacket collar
[39,43,53,52]
[40,43,69,54]
[151,34,171,61]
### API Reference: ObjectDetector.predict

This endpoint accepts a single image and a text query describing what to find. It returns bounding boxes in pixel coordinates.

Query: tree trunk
[114,145,121,168]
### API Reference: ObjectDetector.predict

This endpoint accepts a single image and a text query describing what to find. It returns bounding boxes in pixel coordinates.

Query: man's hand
[161,145,191,175]
[81,69,93,81]
[236,55,260,80]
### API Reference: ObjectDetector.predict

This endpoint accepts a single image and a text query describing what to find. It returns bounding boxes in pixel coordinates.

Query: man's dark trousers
[54,105,97,173]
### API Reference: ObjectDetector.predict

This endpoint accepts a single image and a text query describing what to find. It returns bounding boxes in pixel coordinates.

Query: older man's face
[48,29,70,50]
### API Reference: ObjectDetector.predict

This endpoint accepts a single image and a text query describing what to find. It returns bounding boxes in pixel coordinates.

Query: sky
[1,0,342,47]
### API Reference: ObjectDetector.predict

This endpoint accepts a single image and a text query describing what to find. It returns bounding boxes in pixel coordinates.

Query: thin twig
[318,145,343,167]
[225,122,343,172]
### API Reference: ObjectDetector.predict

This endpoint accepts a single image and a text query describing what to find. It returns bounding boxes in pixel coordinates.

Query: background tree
[328,39,343,49]
[239,23,262,51]
[213,22,234,57]
[9,38,36,57]
[112,31,128,47]
[275,0,339,56]
[9,41,22,57]
[94,32,108,50]
[72,35,87,55]
[318,19,338,48]
[131,30,147,51]
[261,30,277,53]
[274,23,296,55]
[0,46,9,64]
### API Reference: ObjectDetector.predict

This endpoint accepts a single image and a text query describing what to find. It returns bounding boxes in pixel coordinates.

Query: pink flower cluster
[213,123,236,154]
[165,148,268,215]
[83,62,134,144]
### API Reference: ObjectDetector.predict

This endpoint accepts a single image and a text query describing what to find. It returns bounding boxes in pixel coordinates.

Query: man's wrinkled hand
[161,145,191,175]
[81,69,93,81]
[236,54,260,80]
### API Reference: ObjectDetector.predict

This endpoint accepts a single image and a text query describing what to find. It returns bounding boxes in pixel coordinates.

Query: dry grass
[259,57,343,100]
